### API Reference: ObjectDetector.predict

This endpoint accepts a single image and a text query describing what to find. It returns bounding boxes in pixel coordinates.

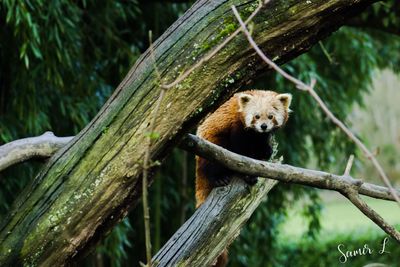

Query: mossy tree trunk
[0,0,376,265]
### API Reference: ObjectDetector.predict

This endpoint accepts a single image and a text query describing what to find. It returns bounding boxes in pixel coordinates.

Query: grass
[282,193,400,237]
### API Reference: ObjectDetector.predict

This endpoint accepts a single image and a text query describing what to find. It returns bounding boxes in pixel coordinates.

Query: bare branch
[0,132,73,172]
[231,5,400,206]
[181,134,399,202]
[341,186,400,242]
[181,134,400,242]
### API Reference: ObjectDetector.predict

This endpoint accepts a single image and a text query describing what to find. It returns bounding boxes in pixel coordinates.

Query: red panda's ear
[276,93,292,110]
[237,93,253,111]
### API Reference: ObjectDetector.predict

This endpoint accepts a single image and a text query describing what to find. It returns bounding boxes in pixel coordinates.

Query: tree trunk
[0,0,376,265]
[153,177,277,266]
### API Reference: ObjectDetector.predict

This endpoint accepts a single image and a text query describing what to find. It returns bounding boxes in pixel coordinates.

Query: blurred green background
[0,0,399,266]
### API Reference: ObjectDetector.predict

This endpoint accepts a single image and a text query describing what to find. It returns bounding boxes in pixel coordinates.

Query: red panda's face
[237,91,292,133]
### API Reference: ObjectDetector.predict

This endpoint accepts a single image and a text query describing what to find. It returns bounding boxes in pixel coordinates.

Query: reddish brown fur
[196,90,290,207]
[195,90,291,267]
[195,92,243,207]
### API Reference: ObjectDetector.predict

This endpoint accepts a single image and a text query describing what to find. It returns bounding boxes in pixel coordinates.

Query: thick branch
[181,134,400,242]
[0,132,73,172]
[153,177,278,266]
[2,132,397,202]
[181,134,400,202]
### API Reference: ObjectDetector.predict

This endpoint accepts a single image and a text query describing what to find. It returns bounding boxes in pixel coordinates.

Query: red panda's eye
[255,115,260,119]
[268,114,274,120]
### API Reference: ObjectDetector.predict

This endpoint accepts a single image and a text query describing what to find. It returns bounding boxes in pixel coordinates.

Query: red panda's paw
[243,175,258,186]
[211,176,232,187]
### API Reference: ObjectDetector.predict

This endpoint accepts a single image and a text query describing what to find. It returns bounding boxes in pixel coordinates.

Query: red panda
[195,90,292,267]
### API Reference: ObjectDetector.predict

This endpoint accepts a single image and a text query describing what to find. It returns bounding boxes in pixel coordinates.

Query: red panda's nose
[261,123,268,131]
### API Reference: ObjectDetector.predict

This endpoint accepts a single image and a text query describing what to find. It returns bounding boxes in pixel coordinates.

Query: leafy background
[0,0,399,266]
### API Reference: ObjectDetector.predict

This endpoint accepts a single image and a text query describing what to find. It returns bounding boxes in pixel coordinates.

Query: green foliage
[118,149,196,264]
[0,0,140,141]
[276,228,400,267]
[98,218,133,267]
[1,0,400,266]
[0,1,190,266]
[355,0,400,38]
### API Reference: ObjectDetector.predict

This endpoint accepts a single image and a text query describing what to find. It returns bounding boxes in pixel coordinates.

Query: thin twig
[160,0,269,89]
[344,154,355,176]
[318,41,334,64]
[141,30,167,267]
[231,5,400,207]
[180,150,188,225]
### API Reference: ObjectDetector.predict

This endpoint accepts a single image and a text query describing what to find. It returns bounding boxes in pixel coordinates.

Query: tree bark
[0,0,376,265]
[153,178,278,266]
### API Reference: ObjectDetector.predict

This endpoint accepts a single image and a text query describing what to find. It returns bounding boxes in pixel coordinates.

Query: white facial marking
[275,112,284,126]
[238,91,291,133]
[244,113,253,128]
